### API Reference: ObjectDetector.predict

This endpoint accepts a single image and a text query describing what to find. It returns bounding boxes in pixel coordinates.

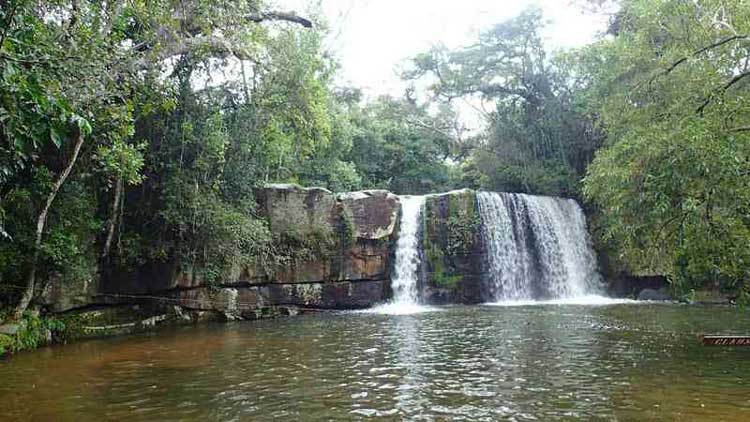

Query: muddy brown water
[1,303,750,421]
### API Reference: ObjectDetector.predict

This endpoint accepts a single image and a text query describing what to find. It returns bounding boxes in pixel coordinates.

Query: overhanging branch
[696,70,750,115]
[156,35,252,61]
[665,35,748,75]
[139,10,313,64]
[648,34,749,90]
[247,11,313,28]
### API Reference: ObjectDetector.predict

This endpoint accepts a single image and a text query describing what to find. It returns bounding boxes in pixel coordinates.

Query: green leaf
[49,126,62,148]
[71,115,92,136]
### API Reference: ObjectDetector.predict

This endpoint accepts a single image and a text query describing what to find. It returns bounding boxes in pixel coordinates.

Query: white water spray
[368,196,436,315]
[390,196,425,305]
[477,192,603,302]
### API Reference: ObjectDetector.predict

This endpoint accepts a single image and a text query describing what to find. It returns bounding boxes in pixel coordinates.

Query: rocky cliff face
[39,184,401,322]
[166,185,400,317]
[421,190,484,304]
[32,185,679,346]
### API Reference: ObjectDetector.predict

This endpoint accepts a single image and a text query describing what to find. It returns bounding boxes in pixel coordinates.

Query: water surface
[2,304,750,421]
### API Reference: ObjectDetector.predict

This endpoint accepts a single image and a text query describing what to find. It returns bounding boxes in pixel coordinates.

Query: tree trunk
[12,132,85,319]
[102,176,123,258]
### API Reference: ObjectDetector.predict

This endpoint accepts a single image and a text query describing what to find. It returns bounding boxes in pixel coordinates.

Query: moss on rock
[423,189,483,303]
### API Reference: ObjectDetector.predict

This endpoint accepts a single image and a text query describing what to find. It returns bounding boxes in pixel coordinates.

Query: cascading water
[389,196,425,305]
[369,195,433,314]
[477,192,602,302]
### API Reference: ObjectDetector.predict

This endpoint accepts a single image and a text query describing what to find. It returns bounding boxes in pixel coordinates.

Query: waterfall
[390,196,425,305]
[477,192,602,301]
[366,195,435,315]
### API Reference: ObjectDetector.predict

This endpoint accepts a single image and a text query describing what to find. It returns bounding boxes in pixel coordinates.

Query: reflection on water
[2,304,750,421]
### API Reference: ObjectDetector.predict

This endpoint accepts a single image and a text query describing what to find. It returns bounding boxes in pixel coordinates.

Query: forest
[1,0,749,323]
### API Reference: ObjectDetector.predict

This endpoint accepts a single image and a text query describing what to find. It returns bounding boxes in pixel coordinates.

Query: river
[1,303,749,421]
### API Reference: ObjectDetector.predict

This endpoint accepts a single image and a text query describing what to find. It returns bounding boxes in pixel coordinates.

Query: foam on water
[486,295,641,307]
[358,302,440,315]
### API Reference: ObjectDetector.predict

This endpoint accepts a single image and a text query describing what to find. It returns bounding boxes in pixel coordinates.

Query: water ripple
[1,305,750,421]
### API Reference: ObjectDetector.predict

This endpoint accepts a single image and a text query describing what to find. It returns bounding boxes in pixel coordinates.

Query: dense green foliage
[0,0,461,315]
[344,95,460,194]
[581,0,750,296]
[0,311,64,355]
[424,191,480,290]
[404,9,604,197]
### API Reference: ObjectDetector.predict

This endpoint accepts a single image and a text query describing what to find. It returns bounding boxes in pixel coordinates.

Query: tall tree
[343,95,461,195]
[581,0,750,296]
[0,0,315,316]
[405,8,603,197]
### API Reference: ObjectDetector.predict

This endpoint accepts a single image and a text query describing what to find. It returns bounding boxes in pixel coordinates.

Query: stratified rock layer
[45,184,400,318]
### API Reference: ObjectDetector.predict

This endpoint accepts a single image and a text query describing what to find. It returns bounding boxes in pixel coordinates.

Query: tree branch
[139,10,312,64]
[156,34,253,61]
[406,118,455,141]
[246,11,313,28]
[664,35,748,75]
[696,70,750,115]
[648,35,749,91]
[0,1,18,48]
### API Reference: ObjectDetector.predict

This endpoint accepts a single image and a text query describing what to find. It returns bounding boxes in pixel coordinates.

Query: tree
[343,95,461,195]
[405,8,603,197]
[0,0,139,317]
[0,0,315,317]
[581,0,750,296]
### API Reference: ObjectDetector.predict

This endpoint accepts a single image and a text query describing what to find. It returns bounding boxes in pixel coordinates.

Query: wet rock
[608,274,669,298]
[139,314,169,328]
[0,323,22,336]
[263,280,388,309]
[173,280,387,315]
[422,189,484,304]
[173,287,265,313]
[637,287,672,301]
[39,273,100,313]
[338,190,399,240]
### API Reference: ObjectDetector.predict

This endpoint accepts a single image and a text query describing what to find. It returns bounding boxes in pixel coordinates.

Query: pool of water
[2,303,750,421]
